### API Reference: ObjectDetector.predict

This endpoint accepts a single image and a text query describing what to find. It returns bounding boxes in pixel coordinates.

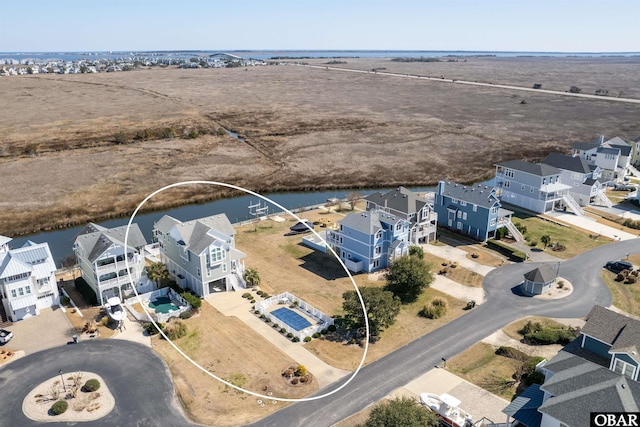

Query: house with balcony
[495,159,580,215]
[325,209,410,273]
[0,236,60,321]
[503,305,640,427]
[153,213,246,297]
[433,180,520,242]
[74,223,148,305]
[541,153,612,208]
[364,187,437,244]
[572,136,633,183]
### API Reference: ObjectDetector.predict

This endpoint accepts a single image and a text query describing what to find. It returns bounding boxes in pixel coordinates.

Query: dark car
[605,260,633,273]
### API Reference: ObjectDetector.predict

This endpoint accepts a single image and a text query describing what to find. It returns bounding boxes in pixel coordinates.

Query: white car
[0,329,13,344]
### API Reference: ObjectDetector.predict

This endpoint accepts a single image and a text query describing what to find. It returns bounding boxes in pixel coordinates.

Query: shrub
[292,336,300,342]
[496,345,528,360]
[471,252,479,259]
[83,379,101,392]
[143,322,164,335]
[524,327,578,345]
[51,400,68,415]
[327,324,337,332]
[291,378,298,385]
[320,329,328,335]
[242,293,252,299]
[60,296,71,306]
[164,318,188,340]
[99,316,109,327]
[256,290,264,296]
[486,240,526,261]
[287,332,293,338]
[280,328,286,334]
[419,298,448,319]
[262,293,270,299]
[304,336,312,342]
[525,370,545,386]
[250,299,256,304]
[180,292,201,309]
[520,320,542,335]
[179,310,192,320]
[295,365,307,376]
[113,131,128,144]
[161,127,176,139]
[312,332,321,339]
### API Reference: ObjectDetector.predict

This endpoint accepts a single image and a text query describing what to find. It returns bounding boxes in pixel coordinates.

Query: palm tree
[146,262,169,287]
[540,235,551,249]
[243,267,261,288]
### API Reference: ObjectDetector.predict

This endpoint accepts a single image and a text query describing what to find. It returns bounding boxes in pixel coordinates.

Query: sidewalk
[206,292,351,388]
[111,312,151,347]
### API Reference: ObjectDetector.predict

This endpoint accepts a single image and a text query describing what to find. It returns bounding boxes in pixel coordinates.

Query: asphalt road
[252,239,639,426]
[0,340,197,427]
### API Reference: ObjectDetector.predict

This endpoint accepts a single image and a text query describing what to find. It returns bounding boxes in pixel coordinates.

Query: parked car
[0,328,13,344]
[605,260,633,273]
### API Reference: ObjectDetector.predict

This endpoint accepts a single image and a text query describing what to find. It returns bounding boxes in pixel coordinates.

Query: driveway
[0,340,197,427]
[0,307,75,356]
[252,239,640,426]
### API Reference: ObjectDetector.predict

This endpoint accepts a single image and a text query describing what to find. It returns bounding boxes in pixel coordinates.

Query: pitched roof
[340,211,382,235]
[542,153,592,174]
[437,181,500,209]
[523,264,557,283]
[156,214,238,256]
[581,305,640,363]
[572,140,600,151]
[0,241,56,279]
[0,235,12,248]
[365,187,427,216]
[75,223,147,263]
[539,350,640,426]
[597,146,620,155]
[502,384,544,427]
[496,159,561,177]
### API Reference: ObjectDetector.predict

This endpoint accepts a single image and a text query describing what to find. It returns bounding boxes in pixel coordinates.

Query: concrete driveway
[0,307,75,356]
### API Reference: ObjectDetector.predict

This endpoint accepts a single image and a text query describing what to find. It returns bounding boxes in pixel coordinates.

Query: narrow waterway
[9,181,492,264]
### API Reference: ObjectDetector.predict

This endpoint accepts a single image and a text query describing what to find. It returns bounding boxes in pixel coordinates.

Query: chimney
[437,181,445,195]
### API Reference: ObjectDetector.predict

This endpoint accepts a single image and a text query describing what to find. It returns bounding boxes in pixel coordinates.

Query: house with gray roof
[0,236,60,321]
[503,305,640,427]
[433,180,519,242]
[522,264,558,295]
[74,223,148,305]
[572,135,633,182]
[364,187,437,244]
[495,159,579,215]
[324,209,410,273]
[153,214,246,297]
[542,153,612,208]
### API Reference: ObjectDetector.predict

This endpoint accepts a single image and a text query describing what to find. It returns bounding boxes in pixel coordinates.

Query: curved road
[252,239,639,426]
[0,340,196,427]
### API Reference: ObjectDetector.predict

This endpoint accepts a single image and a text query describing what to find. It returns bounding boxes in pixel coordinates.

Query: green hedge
[51,400,68,415]
[180,292,202,309]
[83,379,101,392]
[74,277,98,305]
[486,240,526,262]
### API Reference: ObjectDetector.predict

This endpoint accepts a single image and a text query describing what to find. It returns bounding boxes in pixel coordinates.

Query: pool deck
[206,292,351,388]
[268,305,315,331]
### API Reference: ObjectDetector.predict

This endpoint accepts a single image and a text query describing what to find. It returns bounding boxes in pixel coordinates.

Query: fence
[124,287,191,323]
[255,291,334,340]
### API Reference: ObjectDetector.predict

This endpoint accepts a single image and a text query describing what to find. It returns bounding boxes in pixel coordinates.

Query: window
[396,223,402,231]
[505,169,514,178]
[18,287,24,296]
[448,219,452,227]
[530,187,534,193]
[504,181,510,188]
[490,207,498,215]
[339,237,343,244]
[37,277,50,287]
[375,246,381,255]
[459,201,467,207]
[490,219,496,226]
[197,268,201,277]
[11,289,16,298]
[451,198,458,204]
[613,359,636,379]
[457,221,462,230]
[347,253,351,259]
[373,260,380,268]
[210,247,224,263]
[222,264,227,273]
[462,212,467,220]
[521,184,526,191]
[472,204,477,212]
[25,286,31,294]
[457,211,462,219]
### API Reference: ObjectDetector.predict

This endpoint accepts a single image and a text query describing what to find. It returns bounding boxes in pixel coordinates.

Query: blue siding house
[325,210,410,273]
[433,180,518,242]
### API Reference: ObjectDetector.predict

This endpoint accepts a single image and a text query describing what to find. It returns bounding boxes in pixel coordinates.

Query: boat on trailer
[104,297,126,322]
[420,392,473,427]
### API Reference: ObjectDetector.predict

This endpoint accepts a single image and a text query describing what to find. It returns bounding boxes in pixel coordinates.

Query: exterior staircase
[594,188,613,208]
[627,164,640,177]
[503,220,525,242]
[227,273,247,292]
[561,193,585,216]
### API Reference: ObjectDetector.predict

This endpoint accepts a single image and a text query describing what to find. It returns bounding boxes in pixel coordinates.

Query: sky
[1,0,638,53]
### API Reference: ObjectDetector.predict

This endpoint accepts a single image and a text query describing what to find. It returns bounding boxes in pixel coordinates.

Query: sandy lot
[1,57,639,236]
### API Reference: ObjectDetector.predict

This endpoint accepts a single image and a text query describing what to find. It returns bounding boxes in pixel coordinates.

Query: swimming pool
[149,296,179,314]
[271,307,312,331]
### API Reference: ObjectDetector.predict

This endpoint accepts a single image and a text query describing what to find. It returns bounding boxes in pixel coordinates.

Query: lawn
[512,212,610,259]
[447,342,523,400]
[601,255,640,317]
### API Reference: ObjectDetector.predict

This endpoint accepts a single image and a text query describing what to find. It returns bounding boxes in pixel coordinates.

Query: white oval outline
[124,181,369,402]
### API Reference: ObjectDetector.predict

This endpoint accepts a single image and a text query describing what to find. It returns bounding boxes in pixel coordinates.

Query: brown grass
[151,302,317,427]
[425,253,484,287]
[2,57,640,236]
[601,267,640,317]
[502,317,575,341]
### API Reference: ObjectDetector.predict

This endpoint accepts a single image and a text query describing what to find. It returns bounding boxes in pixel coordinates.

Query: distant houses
[153,213,247,297]
[0,236,60,322]
[74,223,148,305]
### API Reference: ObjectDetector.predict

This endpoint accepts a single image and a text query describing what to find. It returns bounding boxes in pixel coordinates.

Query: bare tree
[346,191,363,210]
[60,254,78,280]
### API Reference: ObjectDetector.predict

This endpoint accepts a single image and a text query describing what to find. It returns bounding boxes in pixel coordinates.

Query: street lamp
[59,370,66,392]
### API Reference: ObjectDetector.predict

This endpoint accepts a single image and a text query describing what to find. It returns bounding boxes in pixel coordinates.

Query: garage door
[36,293,54,310]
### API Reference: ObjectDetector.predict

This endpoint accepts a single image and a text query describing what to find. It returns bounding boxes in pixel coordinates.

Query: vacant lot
[2,57,640,236]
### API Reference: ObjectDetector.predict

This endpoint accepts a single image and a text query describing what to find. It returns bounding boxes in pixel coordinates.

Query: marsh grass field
[1,56,640,237]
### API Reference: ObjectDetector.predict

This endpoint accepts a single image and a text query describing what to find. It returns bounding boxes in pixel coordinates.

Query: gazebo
[522,264,557,295]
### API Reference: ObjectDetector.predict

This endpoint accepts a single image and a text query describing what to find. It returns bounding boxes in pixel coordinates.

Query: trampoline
[271,307,312,331]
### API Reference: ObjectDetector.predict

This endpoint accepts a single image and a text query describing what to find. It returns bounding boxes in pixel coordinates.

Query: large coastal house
[494,159,580,215]
[74,223,148,305]
[503,306,640,427]
[364,187,437,244]
[325,209,410,273]
[433,180,521,242]
[0,236,60,322]
[572,136,633,183]
[541,153,612,208]
[153,214,247,297]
